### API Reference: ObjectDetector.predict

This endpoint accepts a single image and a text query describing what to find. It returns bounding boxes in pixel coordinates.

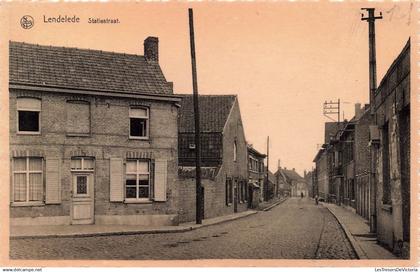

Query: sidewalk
[323,202,397,259]
[258,196,289,211]
[10,210,257,239]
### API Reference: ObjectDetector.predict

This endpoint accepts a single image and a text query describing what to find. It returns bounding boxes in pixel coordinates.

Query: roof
[313,148,325,162]
[9,41,172,95]
[324,122,344,143]
[178,95,236,133]
[376,38,410,96]
[267,170,276,183]
[247,145,266,159]
[277,168,305,183]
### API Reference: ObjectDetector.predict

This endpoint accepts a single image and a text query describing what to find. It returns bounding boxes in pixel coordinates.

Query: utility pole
[323,99,341,124]
[361,8,382,115]
[188,8,203,224]
[265,136,269,201]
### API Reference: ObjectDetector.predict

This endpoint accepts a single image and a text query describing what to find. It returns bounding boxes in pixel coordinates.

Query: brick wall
[374,40,410,256]
[10,90,179,221]
[176,97,249,222]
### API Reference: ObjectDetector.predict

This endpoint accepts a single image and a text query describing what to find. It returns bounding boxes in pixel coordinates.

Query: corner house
[9,38,181,227]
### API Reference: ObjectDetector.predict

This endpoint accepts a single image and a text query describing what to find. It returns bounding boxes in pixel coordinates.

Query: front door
[71,173,94,224]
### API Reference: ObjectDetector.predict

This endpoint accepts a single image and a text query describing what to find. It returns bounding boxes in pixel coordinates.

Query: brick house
[276,167,307,197]
[9,38,182,227]
[371,39,410,256]
[247,145,266,206]
[303,170,313,198]
[177,95,249,222]
[264,170,276,201]
[313,148,327,201]
[353,104,374,226]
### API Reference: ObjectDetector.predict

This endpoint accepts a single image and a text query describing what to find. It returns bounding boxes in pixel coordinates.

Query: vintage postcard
[0,0,417,269]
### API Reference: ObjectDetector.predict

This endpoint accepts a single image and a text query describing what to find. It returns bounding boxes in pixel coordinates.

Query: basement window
[17,98,41,134]
[129,107,149,139]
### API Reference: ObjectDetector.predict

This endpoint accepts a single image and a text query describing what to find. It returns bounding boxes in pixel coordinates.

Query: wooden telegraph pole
[188,8,203,224]
[265,136,269,201]
[361,8,382,115]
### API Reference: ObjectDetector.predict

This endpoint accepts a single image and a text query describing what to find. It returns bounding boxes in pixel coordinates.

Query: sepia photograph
[0,0,416,267]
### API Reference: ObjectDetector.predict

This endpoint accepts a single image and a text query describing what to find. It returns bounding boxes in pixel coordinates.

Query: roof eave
[9,83,182,102]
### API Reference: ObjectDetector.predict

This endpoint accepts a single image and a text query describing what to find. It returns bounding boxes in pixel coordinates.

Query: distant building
[264,170,277,201]
[177,95,249,222]
[276,167,307,197]
[303,170,313,198]
[247,145,266,207]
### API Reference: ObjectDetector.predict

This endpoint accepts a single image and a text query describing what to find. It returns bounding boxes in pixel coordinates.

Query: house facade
[275,167,307,197]
[247,145,266,206]
[9,38,181,227]
[177,95,249,222]
[371,39,410,256]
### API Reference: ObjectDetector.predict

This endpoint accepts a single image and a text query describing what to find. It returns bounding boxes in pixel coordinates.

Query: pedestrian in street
[300,192,303,199]
[315,195,319,205]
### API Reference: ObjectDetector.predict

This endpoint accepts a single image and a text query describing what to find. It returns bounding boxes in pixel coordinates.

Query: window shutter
[154,159,167,202]
[45,158,61,204]
[110,158,124,202]
[10,159,13,203]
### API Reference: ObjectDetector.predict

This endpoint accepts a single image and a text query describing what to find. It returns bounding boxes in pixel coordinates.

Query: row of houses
[8,37,306,228]
[312,39,410,258]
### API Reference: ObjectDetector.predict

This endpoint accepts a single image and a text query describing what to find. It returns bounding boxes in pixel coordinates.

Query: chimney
[144,36,159,62]
[292,168,295,172]
[304,170,307,178]
[355,103,362,119]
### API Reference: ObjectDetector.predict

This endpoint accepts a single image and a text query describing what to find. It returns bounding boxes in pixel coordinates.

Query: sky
[4,2,413,175]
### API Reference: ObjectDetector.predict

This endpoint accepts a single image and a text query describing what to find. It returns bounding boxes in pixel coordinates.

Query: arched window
[233,140,237,162]
[17,98,41,133]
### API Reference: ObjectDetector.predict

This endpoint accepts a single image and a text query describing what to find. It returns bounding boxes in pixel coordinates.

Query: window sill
[66,133,91,137]
[17,131,41,135]
[381,204,392,213]
[11,202,45,207]
[124,199,153,204]
[129,136,150,141]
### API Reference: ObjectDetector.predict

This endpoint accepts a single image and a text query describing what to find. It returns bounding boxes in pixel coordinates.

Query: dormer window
[17,98,41,134]
[129,107,149,139]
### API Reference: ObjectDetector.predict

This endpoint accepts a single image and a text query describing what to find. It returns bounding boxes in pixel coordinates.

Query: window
[382,122,391,205]
[125,160,151,200]
[129,107,149,139]
[17,98,41,133]
[233,141,237,162]
[226,178,233,205]
[71,157,94,171]
[12,157,43,204]
[66,101,90,135]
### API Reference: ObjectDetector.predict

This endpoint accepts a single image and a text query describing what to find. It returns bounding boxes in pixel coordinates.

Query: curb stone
[10,211,258,240]
[262,197,289,212]
[323,204,368,259]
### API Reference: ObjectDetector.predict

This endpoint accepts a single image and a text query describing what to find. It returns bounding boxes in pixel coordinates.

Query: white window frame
[17,98,41,135]
[11,157,44,206]
[70,157,95,172]
[125,159,151,202]
[129,107,149,140]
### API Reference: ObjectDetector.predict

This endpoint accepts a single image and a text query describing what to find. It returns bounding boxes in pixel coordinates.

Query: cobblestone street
[10,198,357,260]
